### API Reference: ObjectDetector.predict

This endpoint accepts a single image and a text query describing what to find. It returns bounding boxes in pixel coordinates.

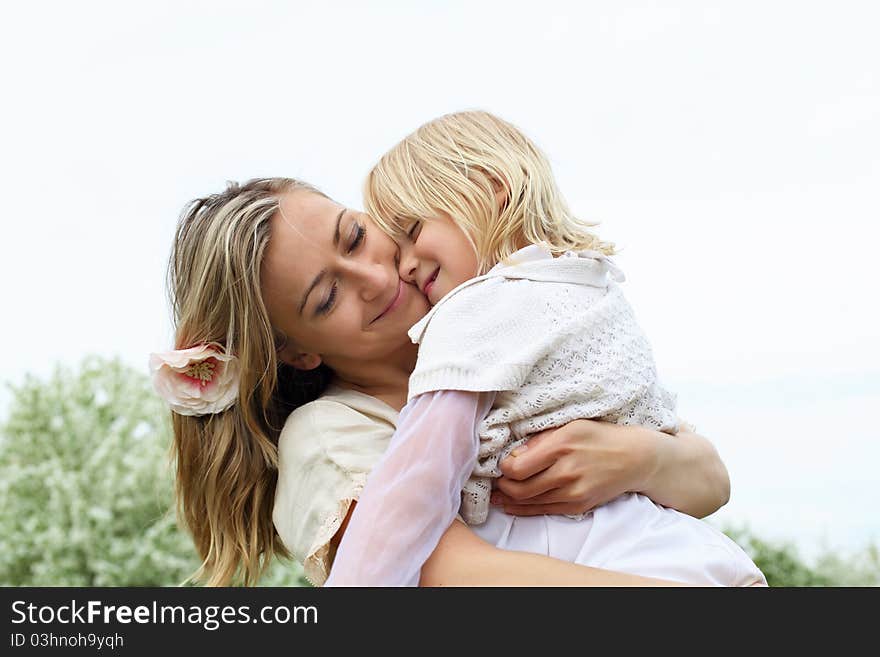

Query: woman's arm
[332,506,685,587]
[493,420,730,519]
[639,422,730,518]
[420,519,686,587]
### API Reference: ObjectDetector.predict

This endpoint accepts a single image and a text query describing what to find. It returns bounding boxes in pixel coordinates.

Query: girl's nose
[397,242,418,284]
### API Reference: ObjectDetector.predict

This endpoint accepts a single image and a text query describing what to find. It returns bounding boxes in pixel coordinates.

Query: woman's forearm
[419,520,686,587]
[636,427,730,519]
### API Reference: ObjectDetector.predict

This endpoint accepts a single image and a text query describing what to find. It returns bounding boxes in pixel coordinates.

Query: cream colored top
[272,385,398,586]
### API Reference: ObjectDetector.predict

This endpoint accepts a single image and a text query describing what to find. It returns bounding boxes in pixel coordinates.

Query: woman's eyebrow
[298,208,347,315]
[332,208,346,246]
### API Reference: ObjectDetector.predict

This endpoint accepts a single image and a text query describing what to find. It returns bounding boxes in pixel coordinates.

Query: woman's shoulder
[281,385,396,433]
[273,386,397,587]
[278,385,397,473]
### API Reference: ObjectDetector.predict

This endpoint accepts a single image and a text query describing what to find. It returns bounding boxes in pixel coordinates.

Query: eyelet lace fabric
[407,247,678,525]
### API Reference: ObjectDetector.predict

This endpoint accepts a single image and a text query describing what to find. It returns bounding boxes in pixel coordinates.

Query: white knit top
[323,245,682,586]
[406,245,679,524]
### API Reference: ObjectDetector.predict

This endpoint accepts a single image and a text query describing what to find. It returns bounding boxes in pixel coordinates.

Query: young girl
[325,110,766,587]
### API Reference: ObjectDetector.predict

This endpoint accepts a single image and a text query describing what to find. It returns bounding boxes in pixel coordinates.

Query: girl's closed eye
[406,220,422,242]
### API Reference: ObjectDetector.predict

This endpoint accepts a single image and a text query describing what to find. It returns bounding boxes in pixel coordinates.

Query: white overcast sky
[1,1,878,558]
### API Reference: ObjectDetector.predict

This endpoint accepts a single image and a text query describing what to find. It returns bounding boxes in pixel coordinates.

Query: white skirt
[471,492,766,586]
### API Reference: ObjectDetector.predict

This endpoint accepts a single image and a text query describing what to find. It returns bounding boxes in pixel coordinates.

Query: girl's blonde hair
[364,110,615,274]
[167,177,333,586]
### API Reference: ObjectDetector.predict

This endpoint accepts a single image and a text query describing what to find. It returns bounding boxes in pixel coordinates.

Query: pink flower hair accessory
[149,343,240,416]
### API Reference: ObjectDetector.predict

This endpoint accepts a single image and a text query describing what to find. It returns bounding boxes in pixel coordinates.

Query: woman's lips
[374,279,405,323]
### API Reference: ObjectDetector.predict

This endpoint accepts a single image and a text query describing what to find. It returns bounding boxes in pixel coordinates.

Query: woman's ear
[290,352,323,371]
[278,342,323,371]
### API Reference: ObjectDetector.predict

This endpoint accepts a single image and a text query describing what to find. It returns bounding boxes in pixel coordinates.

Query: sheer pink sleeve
[324,389,494,587]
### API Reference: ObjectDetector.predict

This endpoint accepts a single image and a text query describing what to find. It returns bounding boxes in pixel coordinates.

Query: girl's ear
[487,173,510,211]
[278,342,323,371]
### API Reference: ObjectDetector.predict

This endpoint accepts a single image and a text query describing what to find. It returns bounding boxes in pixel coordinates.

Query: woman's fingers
[500,501,593,517]
[493,472,558,500]
[497,429,563,481]
[493,487,587,507]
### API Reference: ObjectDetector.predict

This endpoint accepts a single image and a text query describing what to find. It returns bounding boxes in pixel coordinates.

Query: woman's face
[261,190,430,373]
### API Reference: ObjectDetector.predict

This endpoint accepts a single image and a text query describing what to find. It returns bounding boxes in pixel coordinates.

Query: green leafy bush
[0,357,305,587]
[3,356,874,587]
[722,525,879,587]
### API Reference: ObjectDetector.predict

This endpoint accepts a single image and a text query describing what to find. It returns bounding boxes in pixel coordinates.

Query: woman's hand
[493,419,730,519]
[492,420,649,516]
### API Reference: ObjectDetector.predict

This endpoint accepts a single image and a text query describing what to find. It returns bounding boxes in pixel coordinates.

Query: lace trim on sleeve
[302,473,367,587]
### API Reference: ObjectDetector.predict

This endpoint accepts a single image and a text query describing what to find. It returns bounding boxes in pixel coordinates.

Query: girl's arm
[493,420,730,519]
[330,504,685,586]
[324,390,493,586]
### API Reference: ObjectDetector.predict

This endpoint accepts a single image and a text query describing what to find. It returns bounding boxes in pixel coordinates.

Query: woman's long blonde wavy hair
[167,177,333,586]
[364,110,615,274]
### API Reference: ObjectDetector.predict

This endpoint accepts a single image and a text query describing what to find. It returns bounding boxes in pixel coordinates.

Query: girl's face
[397,214,479,306]
[260,191,430,373]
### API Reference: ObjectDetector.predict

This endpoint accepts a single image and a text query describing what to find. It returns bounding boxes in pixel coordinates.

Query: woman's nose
[397,242,418,283]
[351,260,392,301]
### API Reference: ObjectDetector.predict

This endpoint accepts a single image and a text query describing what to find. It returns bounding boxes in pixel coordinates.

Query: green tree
[4,357,874,587]
[722,525,879,587]
[0,357,305,586]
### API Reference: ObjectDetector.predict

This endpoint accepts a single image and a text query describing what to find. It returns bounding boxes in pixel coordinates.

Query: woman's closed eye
[347,221,365,253]
[315,222,364,317]
[316,282,338,316]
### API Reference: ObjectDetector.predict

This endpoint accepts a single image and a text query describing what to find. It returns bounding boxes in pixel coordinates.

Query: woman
[156,177,730,586]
